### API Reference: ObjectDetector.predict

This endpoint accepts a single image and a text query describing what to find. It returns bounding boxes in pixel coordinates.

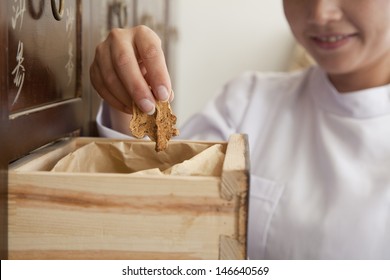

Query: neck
[328,56,390,93]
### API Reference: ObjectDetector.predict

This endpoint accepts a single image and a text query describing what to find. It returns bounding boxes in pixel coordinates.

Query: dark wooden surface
[8,0,81,114]
[0,0,9,260]
[6,0,83,162]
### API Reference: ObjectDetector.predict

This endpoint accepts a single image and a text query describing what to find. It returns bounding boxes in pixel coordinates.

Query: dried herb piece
[130,101,179,152]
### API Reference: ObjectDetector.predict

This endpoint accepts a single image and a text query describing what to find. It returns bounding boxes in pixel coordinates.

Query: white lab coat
[97,66,390,259]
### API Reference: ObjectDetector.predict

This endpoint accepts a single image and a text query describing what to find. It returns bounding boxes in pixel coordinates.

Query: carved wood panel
[9,0,81,113]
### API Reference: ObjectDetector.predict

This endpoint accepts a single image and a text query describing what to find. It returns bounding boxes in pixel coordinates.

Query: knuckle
[138,25,150,30]
[134,25,153,35]
[108,28,135,68]
[103,72,118,88]
[108,28,123,40]
[114,51,133,68]
[134,26,163,61]
[141,43,162,60]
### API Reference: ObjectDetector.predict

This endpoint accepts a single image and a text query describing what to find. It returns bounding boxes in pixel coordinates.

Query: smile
[310,34,356,50]
[316,35,348,43]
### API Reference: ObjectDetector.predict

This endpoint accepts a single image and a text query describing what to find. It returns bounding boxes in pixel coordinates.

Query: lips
[309,33,357,50]
[316,35,349,42]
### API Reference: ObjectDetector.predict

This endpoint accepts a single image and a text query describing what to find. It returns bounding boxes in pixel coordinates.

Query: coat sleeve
[179,71,258,141]
[96,101,133,139]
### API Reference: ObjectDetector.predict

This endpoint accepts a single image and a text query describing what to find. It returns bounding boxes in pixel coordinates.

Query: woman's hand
[90,25,173,115]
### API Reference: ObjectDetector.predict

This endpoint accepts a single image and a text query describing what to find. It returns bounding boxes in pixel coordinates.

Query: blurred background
[169,0,295,125]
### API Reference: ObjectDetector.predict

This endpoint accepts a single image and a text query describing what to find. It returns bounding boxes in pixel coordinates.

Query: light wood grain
[9,135,249,259]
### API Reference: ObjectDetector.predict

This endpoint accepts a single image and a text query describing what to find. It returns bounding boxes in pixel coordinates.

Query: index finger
[109,28,155,114]
[133,26,172,103]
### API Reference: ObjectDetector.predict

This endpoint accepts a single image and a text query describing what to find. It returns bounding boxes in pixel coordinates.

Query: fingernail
[157,86,169,102]
[139,99,155,115]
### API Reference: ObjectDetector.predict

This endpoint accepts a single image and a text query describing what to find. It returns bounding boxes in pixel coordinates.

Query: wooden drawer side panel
[9,174,237,259]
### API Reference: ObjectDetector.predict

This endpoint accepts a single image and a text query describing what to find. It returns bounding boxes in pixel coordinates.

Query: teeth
[318,35,345,42]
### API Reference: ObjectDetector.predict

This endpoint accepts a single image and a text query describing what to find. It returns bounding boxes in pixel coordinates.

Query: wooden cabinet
[4,0,83,162]
[0,0,177,260]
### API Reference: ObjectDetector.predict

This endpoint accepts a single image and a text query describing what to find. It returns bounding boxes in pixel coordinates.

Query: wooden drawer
[8,134,249,260]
